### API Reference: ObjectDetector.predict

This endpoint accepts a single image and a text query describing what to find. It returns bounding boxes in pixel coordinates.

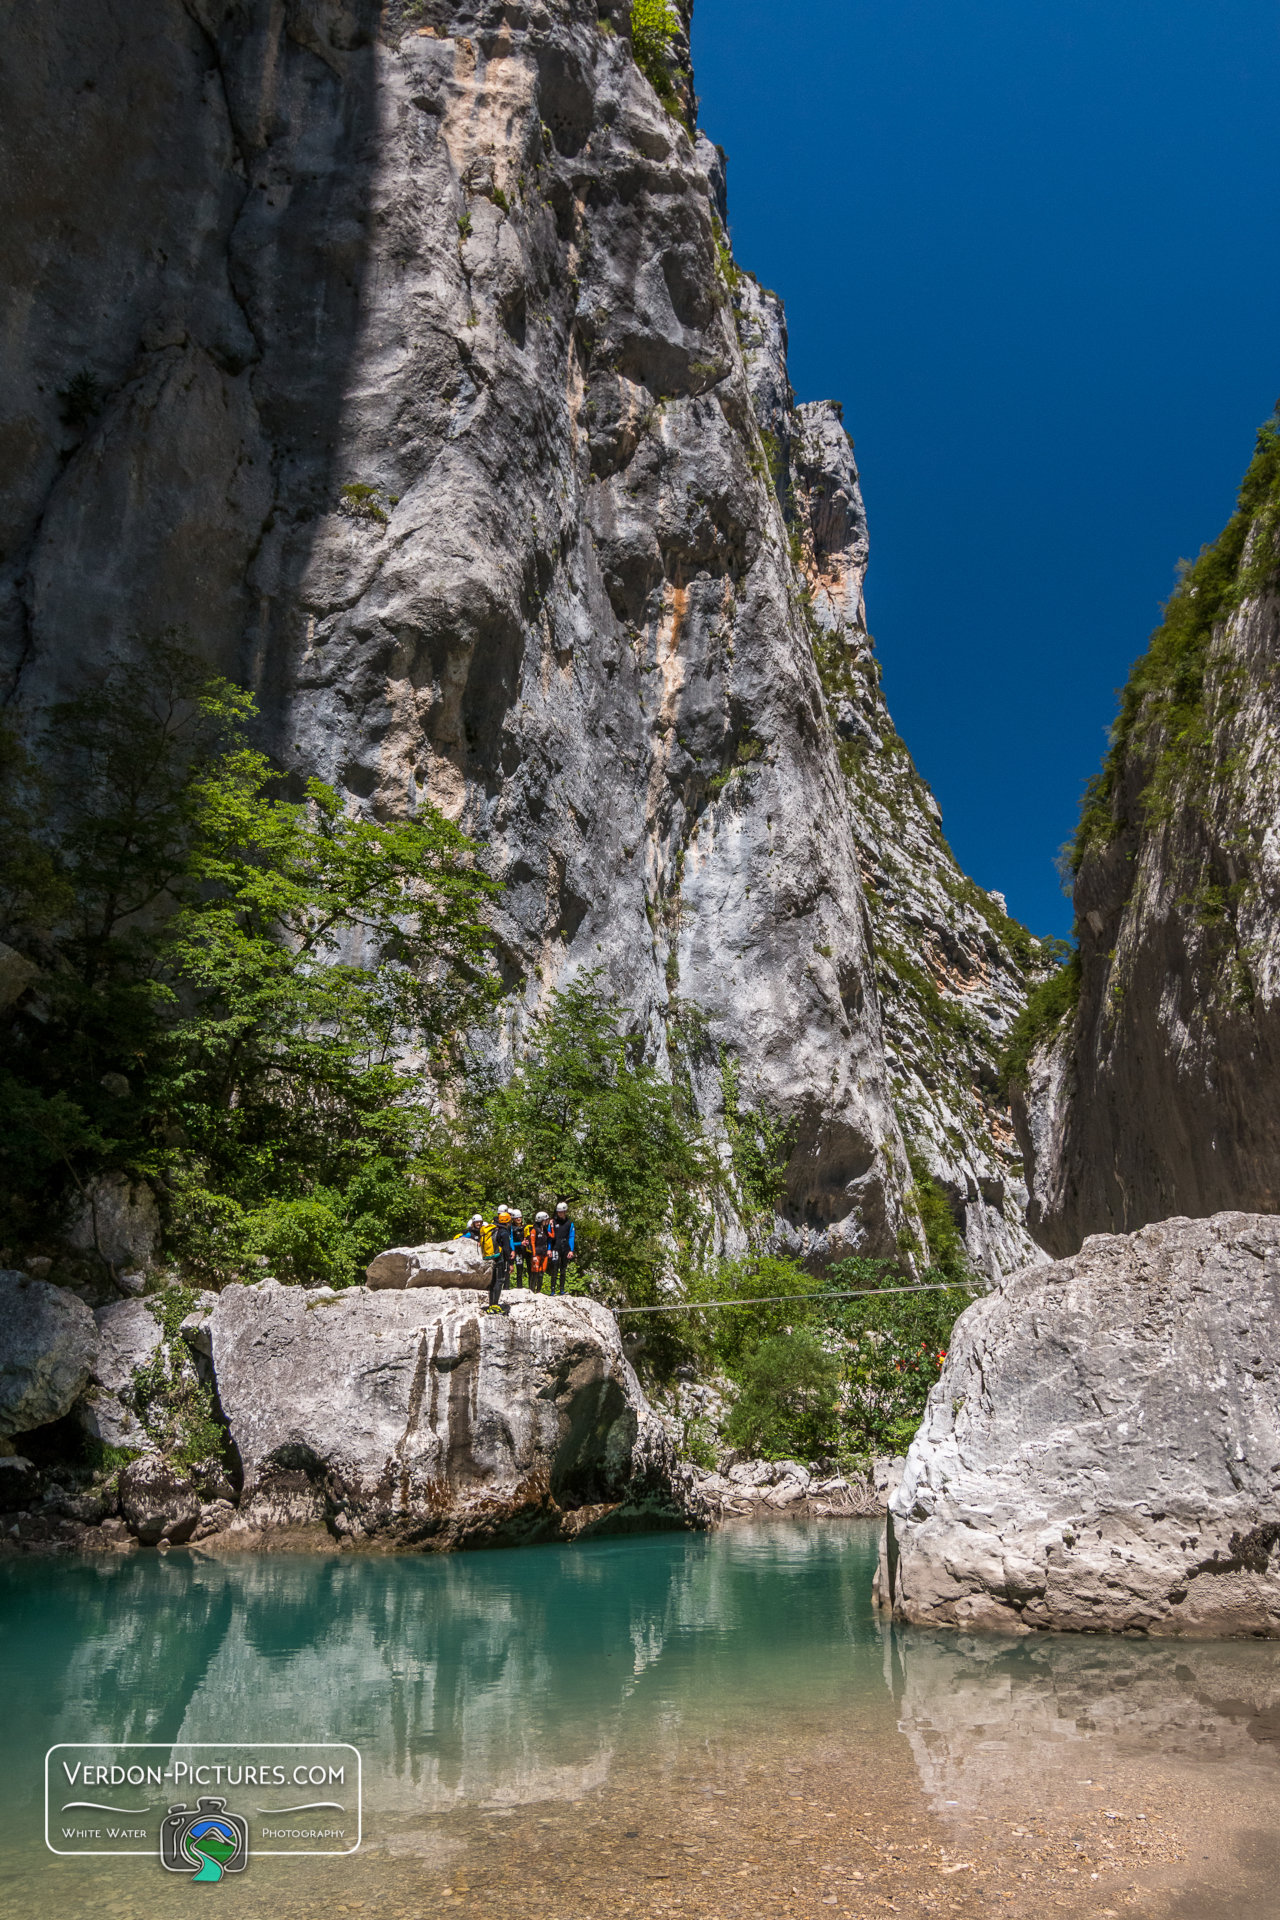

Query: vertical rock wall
[1015,425,1280,1253]
[1,0,1042,1270]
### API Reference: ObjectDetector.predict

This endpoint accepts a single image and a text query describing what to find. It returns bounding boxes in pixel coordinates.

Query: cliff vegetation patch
[1072,415,1280,867]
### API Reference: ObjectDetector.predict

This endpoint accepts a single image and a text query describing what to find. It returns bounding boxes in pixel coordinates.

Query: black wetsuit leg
[489,1254,509,1308]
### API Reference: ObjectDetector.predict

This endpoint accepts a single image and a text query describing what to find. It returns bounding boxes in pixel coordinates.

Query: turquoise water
[5,1522,1280,1918]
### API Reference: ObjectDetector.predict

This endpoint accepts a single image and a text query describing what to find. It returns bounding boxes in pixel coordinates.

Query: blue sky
[690,0,1280,938]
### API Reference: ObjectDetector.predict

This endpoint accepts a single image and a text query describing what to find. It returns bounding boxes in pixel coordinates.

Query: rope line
[610,1281,968,1317]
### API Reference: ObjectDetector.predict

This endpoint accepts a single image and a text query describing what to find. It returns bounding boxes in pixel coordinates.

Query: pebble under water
[4,1519,1280,1919]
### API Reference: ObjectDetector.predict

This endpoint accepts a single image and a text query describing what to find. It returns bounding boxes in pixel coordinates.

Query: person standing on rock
[509,1209,528,1287]
[488,1208,516,1313]
[548,1201,575,1295]
[528,1211,552,1292]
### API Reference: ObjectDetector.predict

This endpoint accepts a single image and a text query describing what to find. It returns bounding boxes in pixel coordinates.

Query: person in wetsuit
[527,1211,552,1292]
[488,1208,515,1311]
[548,1201,575,1295]
[509,1209,527,1287]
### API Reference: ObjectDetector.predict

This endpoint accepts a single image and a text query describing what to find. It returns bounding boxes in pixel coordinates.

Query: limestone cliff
[1015,421,1280,1253]
[1,0,1041,1272]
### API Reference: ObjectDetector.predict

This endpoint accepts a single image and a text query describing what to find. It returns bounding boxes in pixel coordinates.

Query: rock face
[878,1213,1280,1636]
[771,364,1054,1277]
[76,1298,163,1451]
[1,0,1045,1269]
[0,1272,98,1439]
[1015,425,1280,1253]
[366,1239,490,1290]
[207,1280,709,1546]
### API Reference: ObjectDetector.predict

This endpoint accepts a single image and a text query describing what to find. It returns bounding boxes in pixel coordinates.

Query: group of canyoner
[459,1201,576,1312]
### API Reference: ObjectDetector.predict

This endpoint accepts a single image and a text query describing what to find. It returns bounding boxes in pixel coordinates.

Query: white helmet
[469,1214,482,1226]
[512,1209,524,1221]
[535,1210,549,1223]
[555,1201,568,1214]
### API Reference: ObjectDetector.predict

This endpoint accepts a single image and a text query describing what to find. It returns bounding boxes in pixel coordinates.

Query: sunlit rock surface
[2,0,1051,1270]
[208,1281,710,1546]
[878,1213,1280,1635]
[0,1272,97,1439]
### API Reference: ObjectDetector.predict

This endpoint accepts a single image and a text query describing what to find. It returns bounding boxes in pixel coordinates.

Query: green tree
[826,1256,975,1455]
[0,641,499,1276]
[454,975,716,1309]
[723,1331,842,1461]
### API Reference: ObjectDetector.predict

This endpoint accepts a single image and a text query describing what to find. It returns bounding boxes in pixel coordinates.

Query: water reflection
[5,1524,880,1829]
[7,1525,1280,1920]
[888,1626,1280,1813]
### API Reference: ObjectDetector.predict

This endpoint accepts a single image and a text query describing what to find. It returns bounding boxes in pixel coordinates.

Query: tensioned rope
[610,1281,967,1317]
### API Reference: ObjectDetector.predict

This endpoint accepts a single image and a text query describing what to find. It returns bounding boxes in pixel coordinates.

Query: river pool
[4,1520,1280,1919]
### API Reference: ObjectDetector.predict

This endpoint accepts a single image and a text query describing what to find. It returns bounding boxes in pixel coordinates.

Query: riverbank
[7,1523,1280,1919]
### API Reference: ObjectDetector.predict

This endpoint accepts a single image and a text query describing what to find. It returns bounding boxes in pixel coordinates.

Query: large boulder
[206,1283,711,1548]
[878,1213,1280,1636]
[365,1240,489,1291]
[0,1272,98,1439]
[75,1297,164,1451]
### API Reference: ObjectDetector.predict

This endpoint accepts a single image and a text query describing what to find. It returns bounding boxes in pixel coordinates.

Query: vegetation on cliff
[1072,414,1280,868]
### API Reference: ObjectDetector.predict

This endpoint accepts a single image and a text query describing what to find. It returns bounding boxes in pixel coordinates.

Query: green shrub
[905,1155,973,1286]
[1071,416,1280,869]
[723,1331,842,1460]
[629,0,680,108]
[998,949,1081,1092]
[338,481,390,525]
[826,1255,974,1455]
[718,1054,793,1231]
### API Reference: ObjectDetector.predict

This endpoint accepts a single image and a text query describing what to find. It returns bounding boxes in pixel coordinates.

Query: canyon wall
[1015,423,1280,1253]
[1,0,1048,1273]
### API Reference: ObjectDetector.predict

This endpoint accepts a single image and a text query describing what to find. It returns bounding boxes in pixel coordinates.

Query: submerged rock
[0,1272,98,1439]
[206,1283,711,1549]
[878,1213,1280,1635]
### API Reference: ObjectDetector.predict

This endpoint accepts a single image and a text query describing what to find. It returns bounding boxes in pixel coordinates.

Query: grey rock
[0,0,1034,1269]
[178,1298,219,1356]
[91,1297,162,1396]
[77,1390,149,1453]
[191,1498,237,1541]
[784,387,1054,1280]
[879,1212,1280,1636]
[206,1281,710,1547]
[65,1174,160,1270]
[118,1455,201,1546]
[1015,443,1280,1254]
[365,1240,490,1291]
[0,1273,98,1438]
[1,0,1052,1273]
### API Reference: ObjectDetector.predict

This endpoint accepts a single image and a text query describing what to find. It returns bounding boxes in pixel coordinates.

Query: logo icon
[160,1798,248,1882]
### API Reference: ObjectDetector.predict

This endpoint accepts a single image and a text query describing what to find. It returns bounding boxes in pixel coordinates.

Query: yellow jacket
[457,1222,497,1257]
